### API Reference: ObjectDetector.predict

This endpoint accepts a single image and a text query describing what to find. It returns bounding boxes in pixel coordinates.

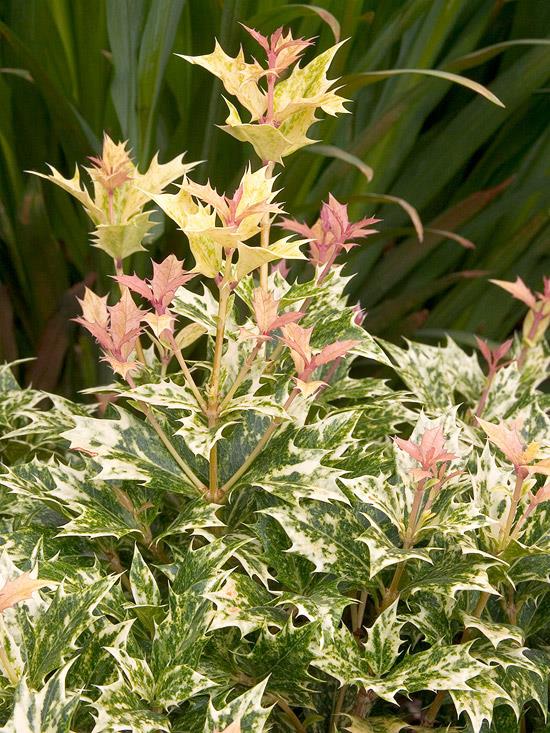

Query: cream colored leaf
[273,41,348,120]
[178,42,266,119]
[235,236,306,281]
[77,288,109,328]
[92,211,153,260]
[30,165,104,223]
[222,99,318,162]
[124,153,197,221]
[175,322,208,349]
[148,188,222,277]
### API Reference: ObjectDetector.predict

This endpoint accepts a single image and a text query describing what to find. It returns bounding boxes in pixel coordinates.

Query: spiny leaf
[0,663,79,733]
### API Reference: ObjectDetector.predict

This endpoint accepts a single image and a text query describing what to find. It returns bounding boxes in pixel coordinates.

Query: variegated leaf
[0,663,78,733]
[91,674,170,733]
[239,619,319,705]
[260,500,372,585]
[204,679,273,733]
[62,408,200,496]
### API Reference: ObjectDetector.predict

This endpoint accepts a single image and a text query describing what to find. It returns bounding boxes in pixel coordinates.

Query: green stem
[209,253,233,408]
[380,478,426,611]
[331,686,347,732]
[168,333,208,413]
[220,388,298,497]
[499,470,526,549]
[206,252,234,501]
[219,340,262,411]
[274,697,307,733]
[126,375,206,494]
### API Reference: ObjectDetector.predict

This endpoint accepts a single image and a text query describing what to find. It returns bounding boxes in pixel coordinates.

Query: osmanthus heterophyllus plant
[0,21,548,733]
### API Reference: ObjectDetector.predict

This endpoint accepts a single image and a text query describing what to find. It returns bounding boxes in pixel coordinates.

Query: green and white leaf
[0,663,78,733]
[261,500,372,585]
[204,679,273,733]
[61,408,200,495]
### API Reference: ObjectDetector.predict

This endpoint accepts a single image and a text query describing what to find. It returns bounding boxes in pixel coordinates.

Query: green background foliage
[0,0,549,395]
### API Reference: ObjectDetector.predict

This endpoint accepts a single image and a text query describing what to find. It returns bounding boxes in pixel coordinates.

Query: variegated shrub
[0,24,549,733]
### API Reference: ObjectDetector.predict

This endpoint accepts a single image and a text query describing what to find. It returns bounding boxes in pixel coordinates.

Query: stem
[380,478,426,611]
[168,333,208,413]
[126,375,206,494]
[331,686,347,732]
[260,161,275,290]
[220,388,298,496]
[209,253,234,408]
[355,590,368,634]
[206,253,234,501]
[274,697,307,733]
[219,340,262,411]
[99,542,132,593]
[499,470,526,549]
[380,564,406,613]
[517,308,544,369]
[474,369,495,418]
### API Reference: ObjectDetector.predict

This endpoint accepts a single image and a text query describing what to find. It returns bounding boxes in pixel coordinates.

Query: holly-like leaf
[362,601,406,677]
[373,642,488,702]
[91,674,170,733]
[28,575,117,686]
[61,408,200,496]
[261,500,372,586]
[0,663,79,733]
[381,338,484,411]
[1,458,149,540]
[401,553,498,599]
[459,611,524,648]
[204,679,273,733]
[359,520,434,577]
[129,545,161,609]
[238,619,319,705]
[229,422,348,503]
[449,674,511,731]
[207,572,285,635]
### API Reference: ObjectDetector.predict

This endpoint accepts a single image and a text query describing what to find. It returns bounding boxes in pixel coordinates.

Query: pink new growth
[282,194,379,276]
[184,174,282,230]
[475,336,513,372]
[116,255,194,315]
[242,25,314,126]
[394,426,457,481]
[75,288,144,378]
[242,288,302,342]
[280,322,359,381]
[490,276,538,310]
[477,417,550,477]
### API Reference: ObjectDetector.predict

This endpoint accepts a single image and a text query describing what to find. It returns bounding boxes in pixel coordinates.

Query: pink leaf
[490,277,537,310]
[313,339,360,368]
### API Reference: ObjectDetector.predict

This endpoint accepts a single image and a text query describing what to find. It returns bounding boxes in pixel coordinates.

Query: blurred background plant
[0,0,548,396]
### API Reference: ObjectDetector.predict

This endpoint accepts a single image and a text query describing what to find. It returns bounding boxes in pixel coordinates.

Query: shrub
[0,23,548,733]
